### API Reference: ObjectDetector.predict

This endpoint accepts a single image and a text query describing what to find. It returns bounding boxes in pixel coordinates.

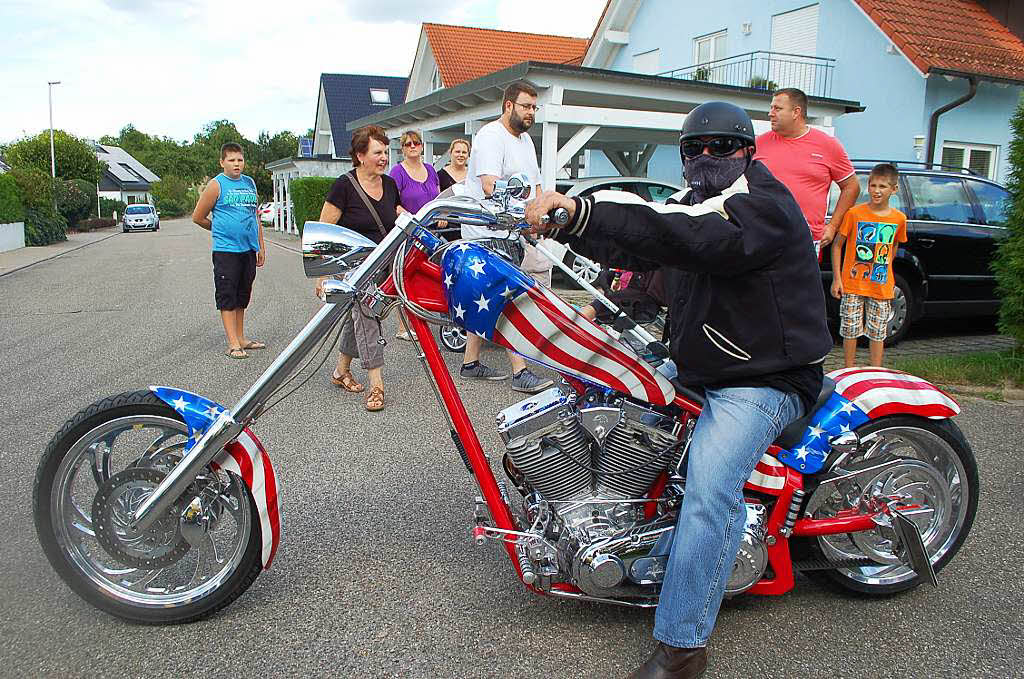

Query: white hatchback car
[537,177,683,284]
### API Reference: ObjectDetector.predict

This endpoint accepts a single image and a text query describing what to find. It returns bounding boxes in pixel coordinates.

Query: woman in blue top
[192,142,267,359]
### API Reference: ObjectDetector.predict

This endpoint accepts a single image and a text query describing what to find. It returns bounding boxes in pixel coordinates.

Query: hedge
[9,166,54,211]
[56,179,93,228]
[93,197,127,219]
[995,93,1024,348]
[0,173,25,223]
[76,218,117,231]
[289,176,335,236]
[24,207,67,246]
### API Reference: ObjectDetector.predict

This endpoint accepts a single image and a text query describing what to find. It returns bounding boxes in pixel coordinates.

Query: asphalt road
[1,217,1022,678]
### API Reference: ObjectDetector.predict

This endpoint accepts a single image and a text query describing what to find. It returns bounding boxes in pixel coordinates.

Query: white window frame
[370,88,391,105]
[693,29,727,66]
[941,141,999,180]
[430,68,443,92]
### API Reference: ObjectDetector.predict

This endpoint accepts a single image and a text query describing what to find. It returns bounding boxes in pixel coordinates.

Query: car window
[827,173,904,215]
[125,206,153,215]
[904,175,975,223]
[580,183,633,197]
[645,184,679,203]
[967,180,1009,226]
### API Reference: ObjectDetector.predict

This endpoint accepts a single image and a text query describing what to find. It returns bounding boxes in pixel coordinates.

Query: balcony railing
[661,51,836,99]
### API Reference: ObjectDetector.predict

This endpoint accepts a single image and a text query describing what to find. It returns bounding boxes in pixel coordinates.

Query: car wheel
[884,273,914,347]
[570,254,601,285]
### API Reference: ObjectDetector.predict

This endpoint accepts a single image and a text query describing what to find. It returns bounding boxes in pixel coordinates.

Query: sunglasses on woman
[680,137,748,158]
[403,140,422,148]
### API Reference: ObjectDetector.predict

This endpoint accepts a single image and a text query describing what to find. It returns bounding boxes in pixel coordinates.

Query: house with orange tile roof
[350,21,862,189]
[583,0,1024,184]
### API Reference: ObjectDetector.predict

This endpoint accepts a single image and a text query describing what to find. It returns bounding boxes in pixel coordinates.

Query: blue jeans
[653,386,802,648]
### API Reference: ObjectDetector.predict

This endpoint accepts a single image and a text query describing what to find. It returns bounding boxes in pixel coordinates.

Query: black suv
[822,161,1010,344]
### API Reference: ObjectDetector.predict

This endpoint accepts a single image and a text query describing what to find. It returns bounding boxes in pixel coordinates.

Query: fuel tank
[440,242,674,406]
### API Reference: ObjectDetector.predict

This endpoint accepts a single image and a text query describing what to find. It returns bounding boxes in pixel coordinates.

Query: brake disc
[91,467,191,569]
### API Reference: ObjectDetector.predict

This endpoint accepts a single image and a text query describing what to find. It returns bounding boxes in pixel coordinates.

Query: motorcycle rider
[526,101,832,679]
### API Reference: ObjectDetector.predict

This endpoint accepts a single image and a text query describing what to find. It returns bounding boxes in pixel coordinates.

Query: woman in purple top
[389,130,440,341]
[390,130,440,215]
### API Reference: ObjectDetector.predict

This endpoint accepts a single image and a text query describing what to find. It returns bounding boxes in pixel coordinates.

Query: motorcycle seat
[772,377,836,450]
[670,376,836,451]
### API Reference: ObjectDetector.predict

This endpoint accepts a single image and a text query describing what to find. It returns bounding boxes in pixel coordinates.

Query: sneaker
[511,369,554,393]
[460,362,509,381]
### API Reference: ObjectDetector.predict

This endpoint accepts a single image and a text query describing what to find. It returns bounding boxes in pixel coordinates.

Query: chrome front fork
[131,223,413,531]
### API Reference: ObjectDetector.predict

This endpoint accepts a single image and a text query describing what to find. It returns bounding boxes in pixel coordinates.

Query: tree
[151,175,192,217]
[5,130,103,183]
[994,93,1024,349]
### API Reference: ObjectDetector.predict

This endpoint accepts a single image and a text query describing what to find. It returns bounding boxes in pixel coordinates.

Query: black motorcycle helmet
[679,101,756,146]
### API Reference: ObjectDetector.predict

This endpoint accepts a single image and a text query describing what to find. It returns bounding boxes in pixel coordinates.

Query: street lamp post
[47,80,61,211]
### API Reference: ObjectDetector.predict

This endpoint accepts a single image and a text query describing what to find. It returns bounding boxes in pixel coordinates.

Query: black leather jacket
[558,161,832,386]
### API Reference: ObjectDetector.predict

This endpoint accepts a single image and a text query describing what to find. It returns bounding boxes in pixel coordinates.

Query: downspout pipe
[925,74,978,169]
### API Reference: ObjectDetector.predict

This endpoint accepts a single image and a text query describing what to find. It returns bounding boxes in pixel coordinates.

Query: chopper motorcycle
[33,178,977,623]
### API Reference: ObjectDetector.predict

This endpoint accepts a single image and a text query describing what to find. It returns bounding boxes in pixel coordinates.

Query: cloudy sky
[1,0,606,144]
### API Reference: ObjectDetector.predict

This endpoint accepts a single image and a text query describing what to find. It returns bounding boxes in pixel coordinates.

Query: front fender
[150,386,281,568]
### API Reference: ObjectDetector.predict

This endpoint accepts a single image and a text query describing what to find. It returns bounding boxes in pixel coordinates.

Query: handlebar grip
[549,207,570,226]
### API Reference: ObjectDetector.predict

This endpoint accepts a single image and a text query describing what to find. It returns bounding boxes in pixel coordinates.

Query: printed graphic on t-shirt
[222,186,259,215]
[850,219,898,285]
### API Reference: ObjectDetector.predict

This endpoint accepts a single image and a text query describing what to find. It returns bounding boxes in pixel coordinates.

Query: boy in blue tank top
[191,142,266,359]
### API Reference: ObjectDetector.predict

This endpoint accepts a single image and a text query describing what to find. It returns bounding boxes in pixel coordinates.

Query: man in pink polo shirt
[754,87,859,253]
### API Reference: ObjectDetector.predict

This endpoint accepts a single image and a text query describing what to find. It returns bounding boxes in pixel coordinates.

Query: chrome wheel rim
[440,325,466,351]
[571,255,601,284]
[51,415,251,608]
[888,285,907,338]
[816,425,968,586]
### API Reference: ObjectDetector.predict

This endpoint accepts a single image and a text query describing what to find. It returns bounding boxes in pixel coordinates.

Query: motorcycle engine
[496,386,770,598]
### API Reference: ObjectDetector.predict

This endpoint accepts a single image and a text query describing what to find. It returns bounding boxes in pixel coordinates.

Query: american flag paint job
[440,242,675,406]
[150,386,281,568]
[745,453,788,492]
[828,367,960,419]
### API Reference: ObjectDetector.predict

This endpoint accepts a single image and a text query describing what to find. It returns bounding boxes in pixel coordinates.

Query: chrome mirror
[302,221,379,278]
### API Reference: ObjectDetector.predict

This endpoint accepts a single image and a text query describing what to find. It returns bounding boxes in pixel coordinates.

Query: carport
[348,61,863,189]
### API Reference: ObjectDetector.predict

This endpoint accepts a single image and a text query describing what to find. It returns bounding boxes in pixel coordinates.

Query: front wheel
[801,415,978,595]
[33,390,264,623]
[438,325,467,353]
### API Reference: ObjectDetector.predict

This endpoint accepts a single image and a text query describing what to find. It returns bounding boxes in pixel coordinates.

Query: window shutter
[968,149,992,178]
[771,4,819,54]
[941,147,965,170]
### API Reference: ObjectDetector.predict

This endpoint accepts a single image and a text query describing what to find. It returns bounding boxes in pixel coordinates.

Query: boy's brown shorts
[839,293,891,342]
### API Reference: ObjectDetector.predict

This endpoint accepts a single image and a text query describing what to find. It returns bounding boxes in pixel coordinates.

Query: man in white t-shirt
[459,81,552,394]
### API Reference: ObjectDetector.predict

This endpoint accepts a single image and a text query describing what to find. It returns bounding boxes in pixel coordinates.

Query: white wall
[0,221,25,253]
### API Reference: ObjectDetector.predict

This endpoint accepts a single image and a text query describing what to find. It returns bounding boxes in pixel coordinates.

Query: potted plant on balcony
[748,75,778,91]
[692,66,711,82]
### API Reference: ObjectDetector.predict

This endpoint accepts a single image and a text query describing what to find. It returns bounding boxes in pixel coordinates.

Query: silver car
[122,204,159,232]
[542,177,683,284]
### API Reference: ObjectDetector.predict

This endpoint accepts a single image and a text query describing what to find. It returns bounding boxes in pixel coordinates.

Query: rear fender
[776,368,959,474]
[149,386,281,568]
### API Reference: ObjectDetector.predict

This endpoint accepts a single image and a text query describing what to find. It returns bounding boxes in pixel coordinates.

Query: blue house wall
[586,0,1020,185]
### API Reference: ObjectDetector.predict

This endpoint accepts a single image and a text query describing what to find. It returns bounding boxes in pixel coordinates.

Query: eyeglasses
[514,102,539,112]
[680,137,748,158]
[403,140,422,148]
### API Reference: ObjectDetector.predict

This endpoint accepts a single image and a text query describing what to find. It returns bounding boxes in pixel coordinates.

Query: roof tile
[423,23,588,87]
[855,0,1024,82]
[320,74,409,156]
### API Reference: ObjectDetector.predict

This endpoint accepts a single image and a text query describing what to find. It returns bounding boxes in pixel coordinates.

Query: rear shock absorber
[779,488,806,538]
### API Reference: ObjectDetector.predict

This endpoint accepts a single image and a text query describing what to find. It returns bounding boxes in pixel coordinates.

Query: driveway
[0,217,1021,677]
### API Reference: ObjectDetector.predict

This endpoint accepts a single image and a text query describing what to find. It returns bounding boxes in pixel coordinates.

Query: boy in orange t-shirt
[830,163,908,368]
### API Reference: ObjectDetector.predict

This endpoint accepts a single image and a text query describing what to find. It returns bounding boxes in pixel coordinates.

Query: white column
[540,122,558,191]
[272,173,280,231]
[289,172,298,235]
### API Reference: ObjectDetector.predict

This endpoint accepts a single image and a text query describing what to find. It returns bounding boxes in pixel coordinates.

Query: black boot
[625,642,708,679]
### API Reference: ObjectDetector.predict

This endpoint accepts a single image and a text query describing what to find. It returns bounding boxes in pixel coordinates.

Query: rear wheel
[800,415,978,595]
[33,390,263,623]
[884,273,914,347]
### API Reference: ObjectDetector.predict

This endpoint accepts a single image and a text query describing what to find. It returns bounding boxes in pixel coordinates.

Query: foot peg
[891,508,938,587]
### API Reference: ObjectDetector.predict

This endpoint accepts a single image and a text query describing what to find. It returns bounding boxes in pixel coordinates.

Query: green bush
[5,130,103,183]
[24,207,67,246]
[289,176,335,236]
[151,175,192,217]
[995,93,1024,348]
[76,218,117,231]
[56,179,93,228]
[748,75,778,91]
[0,174,25,223]
[92,197,127,219]
[9,166,54,211]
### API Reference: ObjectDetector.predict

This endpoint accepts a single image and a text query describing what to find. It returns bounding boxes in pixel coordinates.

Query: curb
[0,231,120,279]
[941,382,1024,401]
[266,237,300,254]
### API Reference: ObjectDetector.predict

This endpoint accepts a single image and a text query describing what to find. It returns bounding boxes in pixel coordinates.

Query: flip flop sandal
[365,385,385,412]
[331,370,365,393]
[242,340,267,350]
[395,331,417,342]
[227,347,249,359]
